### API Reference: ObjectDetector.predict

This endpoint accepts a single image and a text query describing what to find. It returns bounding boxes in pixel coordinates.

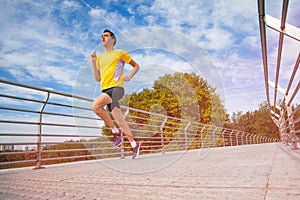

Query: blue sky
[0,0,299,115]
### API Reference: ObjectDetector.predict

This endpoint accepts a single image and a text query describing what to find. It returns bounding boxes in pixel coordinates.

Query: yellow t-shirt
[96,50,132,91]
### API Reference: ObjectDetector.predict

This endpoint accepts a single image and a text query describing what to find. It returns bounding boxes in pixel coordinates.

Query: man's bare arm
[91,51,100,82]
[123,59,140,82]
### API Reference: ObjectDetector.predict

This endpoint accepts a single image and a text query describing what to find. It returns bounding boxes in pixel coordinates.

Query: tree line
[225,102,280,139]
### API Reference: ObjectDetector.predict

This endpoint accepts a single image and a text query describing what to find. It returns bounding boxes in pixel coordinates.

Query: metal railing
[0,79,279,169]
[258,0,300,149]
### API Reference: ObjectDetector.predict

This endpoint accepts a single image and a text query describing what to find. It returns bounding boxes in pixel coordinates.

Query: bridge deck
[0,143,299,200]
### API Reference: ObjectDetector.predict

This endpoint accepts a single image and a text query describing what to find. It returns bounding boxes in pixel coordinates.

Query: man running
[91,29,141,159]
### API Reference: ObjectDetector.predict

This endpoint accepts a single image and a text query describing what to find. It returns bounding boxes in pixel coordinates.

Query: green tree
[229,101,279,139]
[121,72,227,149]
[122,72,226,125]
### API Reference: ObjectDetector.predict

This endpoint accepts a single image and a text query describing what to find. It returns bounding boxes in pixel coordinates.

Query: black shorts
[102,87,124,112]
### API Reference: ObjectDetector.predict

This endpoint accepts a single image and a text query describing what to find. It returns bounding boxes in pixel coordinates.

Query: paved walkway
[0,143,299,200]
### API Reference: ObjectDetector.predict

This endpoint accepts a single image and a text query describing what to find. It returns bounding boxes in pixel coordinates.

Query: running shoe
[132,141,141,159]
[112,130,122,147]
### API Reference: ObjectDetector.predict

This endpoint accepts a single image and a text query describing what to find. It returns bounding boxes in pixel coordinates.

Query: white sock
[130,140,137,148]
[111,127,118,133]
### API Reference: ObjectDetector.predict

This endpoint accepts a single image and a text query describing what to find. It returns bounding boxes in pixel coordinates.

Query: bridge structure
[0,78,279,170]
[0,0,299,199]
[258,0,300,150]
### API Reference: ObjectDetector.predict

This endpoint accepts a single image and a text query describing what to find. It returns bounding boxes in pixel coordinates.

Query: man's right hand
[91,51,97,61]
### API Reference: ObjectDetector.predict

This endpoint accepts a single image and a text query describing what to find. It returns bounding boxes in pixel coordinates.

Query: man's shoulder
[114,49,127,54]
[98,49,125,57]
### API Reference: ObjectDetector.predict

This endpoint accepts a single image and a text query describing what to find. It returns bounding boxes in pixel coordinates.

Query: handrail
[0,79,279,169]
[257,0,300,150]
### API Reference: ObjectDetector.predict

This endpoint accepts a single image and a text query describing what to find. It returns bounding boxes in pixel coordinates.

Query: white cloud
[89,7,134,31]
[242,36,260,50]
[224,90,267,114]
[201,27,233,50]
[89,7,107,18]
[26,65,77,86]
[62,0,81,10]
[0,0,88,87]
[212,0,257,29]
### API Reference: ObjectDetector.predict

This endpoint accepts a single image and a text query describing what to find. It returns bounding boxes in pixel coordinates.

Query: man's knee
[92,94,112,113]
[92,101,103,113]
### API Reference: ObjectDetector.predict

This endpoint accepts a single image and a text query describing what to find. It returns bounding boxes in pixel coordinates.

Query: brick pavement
[0,143,299,200]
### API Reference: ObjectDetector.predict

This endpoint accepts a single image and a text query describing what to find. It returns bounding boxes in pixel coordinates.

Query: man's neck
[104,46,114,52]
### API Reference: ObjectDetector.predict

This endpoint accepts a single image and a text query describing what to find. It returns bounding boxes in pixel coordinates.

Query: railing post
[124,107,130,116]
[279,108,288,145]
[160,117,167,154]
[229,130,234,146]
[221,129,226,147]
[259,136,263,144]
[285,98,298,149]
[212,127,218,147]
[200,126,206,148]
[241,132,245,145]
[34,92,50,169]
[249,134,253,144]
[255,135,259,144]
[236,131,240,146]
[246,133,250,145]
[184,122,191,151]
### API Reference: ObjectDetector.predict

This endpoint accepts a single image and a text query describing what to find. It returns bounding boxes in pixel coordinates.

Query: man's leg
[110,107,134,142]
[92,93,115,129]
[92,93,122,147]
[111,107,141,159]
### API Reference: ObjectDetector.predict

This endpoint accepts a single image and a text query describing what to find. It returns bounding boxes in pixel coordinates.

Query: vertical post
[184,122,190,151]
[160,117,167,154]
[245,133,248,145]
[34,92,50,169]
[260,136,263,144]
[212,127,218,147]
[229,130,234,146]
[249,134,252,144]
[236,131,240,146]
[248,133,252,145]
[200,126,206,148]
[221,129,226,147]
[280,107,288,145]
[241,132,245,145]
[124,107,130,116]
[285,96,298,149]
